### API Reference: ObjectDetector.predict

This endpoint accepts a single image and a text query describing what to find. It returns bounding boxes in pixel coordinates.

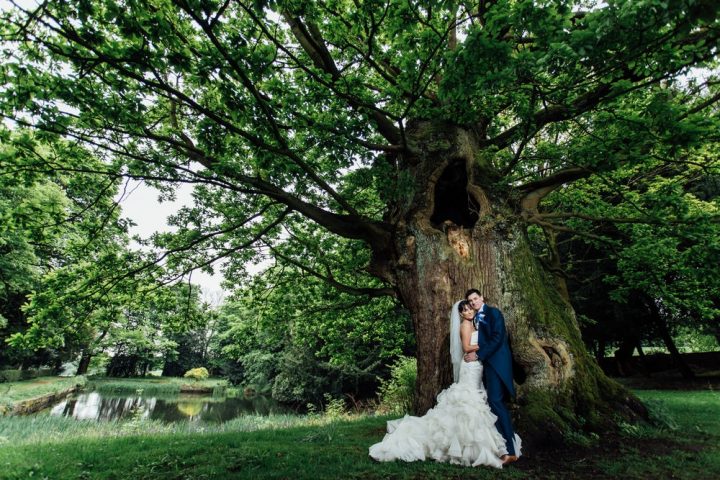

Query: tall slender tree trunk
[76,329,108,376]
[52,355,63,375]
[646,298,694,379]
[76,350,92,375]
[382,121,644,445]
[597,338,606,363]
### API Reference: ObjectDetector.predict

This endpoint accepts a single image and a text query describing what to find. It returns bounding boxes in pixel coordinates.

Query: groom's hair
[465,288,482,299]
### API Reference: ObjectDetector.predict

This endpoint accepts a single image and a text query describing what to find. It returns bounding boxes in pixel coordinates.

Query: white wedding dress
[369,360,520,468]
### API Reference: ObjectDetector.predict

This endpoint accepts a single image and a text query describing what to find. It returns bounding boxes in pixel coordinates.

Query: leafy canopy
[1,0,719,306]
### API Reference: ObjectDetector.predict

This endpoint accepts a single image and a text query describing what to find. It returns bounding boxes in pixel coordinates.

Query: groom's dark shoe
[501,455,518,466]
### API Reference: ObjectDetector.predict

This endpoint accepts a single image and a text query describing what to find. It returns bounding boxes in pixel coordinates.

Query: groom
[463,289,518,465]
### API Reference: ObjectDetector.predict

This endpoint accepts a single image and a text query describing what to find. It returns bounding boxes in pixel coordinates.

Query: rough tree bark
[378,121,644,445]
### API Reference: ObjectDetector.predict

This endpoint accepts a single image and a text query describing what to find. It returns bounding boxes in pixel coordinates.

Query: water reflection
[49,392,289,423]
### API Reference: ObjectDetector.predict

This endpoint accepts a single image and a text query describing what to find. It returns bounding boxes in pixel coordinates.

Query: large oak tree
[2,0,719,440]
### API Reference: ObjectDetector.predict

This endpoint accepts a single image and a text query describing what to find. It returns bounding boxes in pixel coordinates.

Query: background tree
[3,0,720,442]
[0,128,131,370]
[213,257,413,405]
[1,129,209,376]
[14,260,208,376]
[161,309,219,377]
[104,282,205,376]
[0,161,67,368]
[532,85,720,377]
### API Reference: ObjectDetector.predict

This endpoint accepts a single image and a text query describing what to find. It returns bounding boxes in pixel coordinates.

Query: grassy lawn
[0,376,87,413]
[87,376,228,395]
[0,416,523,480]
[599,389,720,479]
[0,389,718,479]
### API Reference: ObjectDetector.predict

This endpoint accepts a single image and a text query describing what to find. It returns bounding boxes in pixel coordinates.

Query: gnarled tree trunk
[380,121,644,446]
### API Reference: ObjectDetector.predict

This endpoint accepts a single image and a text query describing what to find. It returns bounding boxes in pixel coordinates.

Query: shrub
[0,368,53,382]
[377,356,416,415]
[0,369,21,382]
[239,350,277,394]
[323,393,347,419]
[183,367,209,380]
[270,347,330,405]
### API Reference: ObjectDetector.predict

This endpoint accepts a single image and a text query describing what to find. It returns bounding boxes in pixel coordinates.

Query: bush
[0,368,54,382]
[239,350,277,394]
[183,367,209,380]
[0,369,21,382]
[377,356,416,415]
[270,346,331,405]
[322,393,347,419]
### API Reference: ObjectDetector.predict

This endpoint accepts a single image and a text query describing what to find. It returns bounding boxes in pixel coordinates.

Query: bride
[369,300,521,468]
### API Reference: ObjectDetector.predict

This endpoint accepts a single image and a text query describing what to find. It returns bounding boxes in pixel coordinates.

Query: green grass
[87,376,228,396]
[0,376,86,412]
[0,412,340,445]
[595,389,720,479]
[0,390,718,479]
[0,415,524,480]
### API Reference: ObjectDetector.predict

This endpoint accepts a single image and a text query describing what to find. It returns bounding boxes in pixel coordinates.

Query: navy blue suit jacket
[475,304,515,398]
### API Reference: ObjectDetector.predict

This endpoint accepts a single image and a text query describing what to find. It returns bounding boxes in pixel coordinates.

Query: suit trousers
[483,364,516,456]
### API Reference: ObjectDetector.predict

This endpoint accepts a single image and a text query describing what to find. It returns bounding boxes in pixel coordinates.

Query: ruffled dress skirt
[369,361,521,468]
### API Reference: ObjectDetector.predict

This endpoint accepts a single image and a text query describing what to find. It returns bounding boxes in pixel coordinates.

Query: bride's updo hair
[457,300,471,313]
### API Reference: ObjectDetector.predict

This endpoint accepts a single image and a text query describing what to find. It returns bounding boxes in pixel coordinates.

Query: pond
[47,391,292,423]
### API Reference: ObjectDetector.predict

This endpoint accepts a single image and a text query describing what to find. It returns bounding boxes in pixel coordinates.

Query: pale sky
[118,180,228,298]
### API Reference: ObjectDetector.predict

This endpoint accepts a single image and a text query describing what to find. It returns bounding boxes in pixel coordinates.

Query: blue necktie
[474,312,484,330]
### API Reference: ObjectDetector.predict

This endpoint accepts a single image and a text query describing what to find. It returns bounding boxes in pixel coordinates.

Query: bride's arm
[461,322,479,353]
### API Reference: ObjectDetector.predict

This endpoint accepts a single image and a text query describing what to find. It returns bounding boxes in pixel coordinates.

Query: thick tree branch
[8,110,393,255]
[491,84,615,150]
[270,11,402,144]
[282,14,340,79]
[526,217,615,244]
[681,89,720,119]
[518,167,592,213]
[491,25,720,151]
